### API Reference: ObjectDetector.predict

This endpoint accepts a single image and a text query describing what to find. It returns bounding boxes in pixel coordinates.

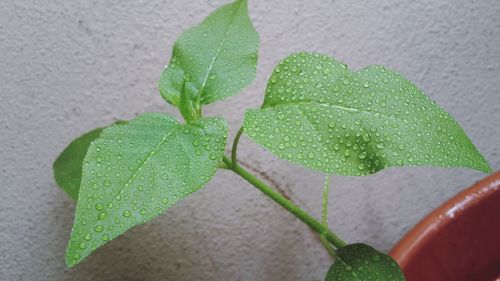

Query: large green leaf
[325,243,405,281]
[65,113,228,267]
[159,0,259,108]
[244,52,491,175]
[53,121,126,201]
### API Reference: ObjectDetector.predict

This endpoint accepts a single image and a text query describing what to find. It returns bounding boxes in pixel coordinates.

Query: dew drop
[362,134,371,142]
[94,225,104,233]
[84,233,92,241]
[161,197,169,205]
[98,212,107,221]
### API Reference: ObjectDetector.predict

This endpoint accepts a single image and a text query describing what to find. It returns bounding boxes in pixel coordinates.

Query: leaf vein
[198,0,244,100]
[108,124,180,208]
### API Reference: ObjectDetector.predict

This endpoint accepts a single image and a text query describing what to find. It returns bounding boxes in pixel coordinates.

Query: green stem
[322,175,331,227]
[320,234,337,258]
[231,127,244,169]
[222,156,347,249]
[320,175,336,258]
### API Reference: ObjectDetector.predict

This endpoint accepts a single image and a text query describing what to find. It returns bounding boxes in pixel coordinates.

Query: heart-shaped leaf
[65,113,227,267]
[159,0,259,107]
[244,52,491,175]
[53,121,126,201]
[325,243,405,281]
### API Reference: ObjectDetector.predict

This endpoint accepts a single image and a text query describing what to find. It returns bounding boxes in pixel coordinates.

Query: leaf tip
[472,151,492,174]
[65,238,90,268]
[235,0,248,6]
[481,163,493,174]
[64,249,79,268]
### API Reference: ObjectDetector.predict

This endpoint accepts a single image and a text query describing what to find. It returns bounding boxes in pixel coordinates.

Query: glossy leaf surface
[159,0,259,107]
[244,52,491,175]
[325,243,405,281]
[66,113,227,267]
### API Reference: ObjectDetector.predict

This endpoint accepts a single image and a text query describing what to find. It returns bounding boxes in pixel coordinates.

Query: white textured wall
[1,0,499,280]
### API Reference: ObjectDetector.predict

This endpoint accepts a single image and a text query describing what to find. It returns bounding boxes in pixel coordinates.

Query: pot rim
[389,171,500,269]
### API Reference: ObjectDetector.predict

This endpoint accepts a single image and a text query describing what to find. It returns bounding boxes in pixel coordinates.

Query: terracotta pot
[390,172,500,281]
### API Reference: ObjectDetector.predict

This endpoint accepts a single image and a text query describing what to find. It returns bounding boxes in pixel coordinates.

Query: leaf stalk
[222,156,347,250]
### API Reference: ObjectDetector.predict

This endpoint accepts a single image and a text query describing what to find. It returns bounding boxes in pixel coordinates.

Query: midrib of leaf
[176,135,194,178]
[267,99,423,125]
[106,125,181,207]
[198,0,244,100]
[266,99,463,156]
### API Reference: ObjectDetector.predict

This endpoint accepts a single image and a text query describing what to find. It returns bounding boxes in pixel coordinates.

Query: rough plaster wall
[1,0,499,280]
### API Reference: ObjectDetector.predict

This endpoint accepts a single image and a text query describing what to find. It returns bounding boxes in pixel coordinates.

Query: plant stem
[320,234,337,258]
[231,127,244,169]
[320,175,336,258]
[222,156,347,249]
[322,175,331,227]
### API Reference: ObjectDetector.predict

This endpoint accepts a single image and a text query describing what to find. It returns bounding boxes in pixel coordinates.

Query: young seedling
[53,0,491,280]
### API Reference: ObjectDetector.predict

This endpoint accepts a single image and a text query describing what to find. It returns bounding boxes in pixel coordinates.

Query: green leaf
[244,52,491,175]
[159,0,259,107]
[53,121,126,201]
[325,243,405,281]
[53,127,103,201]
[65,113,228,267]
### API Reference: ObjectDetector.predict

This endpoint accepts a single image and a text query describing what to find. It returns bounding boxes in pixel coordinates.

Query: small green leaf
[178,79,201,122]
[53,121,126,201]
[244,52,491,175]
[325,243,405,281]
[53,127,103,201]
[65,113,227,267]
[159,0,259,107]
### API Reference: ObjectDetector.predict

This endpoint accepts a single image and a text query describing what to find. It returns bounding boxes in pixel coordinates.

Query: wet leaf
[325,243,405,281]
[53,121,126,201]
[159,0,259,107]
[244,52,491,175]
[65,113,227,267]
